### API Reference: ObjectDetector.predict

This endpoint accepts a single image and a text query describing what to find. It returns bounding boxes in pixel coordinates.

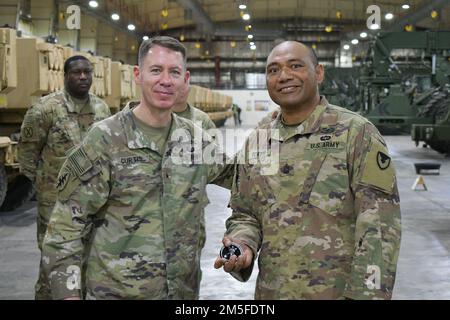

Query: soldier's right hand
[214,237,253,273]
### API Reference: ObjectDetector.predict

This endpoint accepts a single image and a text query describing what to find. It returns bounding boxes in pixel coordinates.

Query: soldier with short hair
[173,81,216,132]
[214,41,401,300]
[42,36,232,300]
[18,55,111,300]
[172,81,217,251]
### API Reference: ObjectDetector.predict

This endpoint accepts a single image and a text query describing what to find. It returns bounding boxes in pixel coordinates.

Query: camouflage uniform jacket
[42,102,232,300]
[227,97,401,300]
[18,89,111,204]
[175,103,217,247]
[179,103,216,131]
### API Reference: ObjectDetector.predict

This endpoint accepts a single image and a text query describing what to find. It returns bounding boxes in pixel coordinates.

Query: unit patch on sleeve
[377,151,391,170]
[21,117,39,142]
[360,138,395,193]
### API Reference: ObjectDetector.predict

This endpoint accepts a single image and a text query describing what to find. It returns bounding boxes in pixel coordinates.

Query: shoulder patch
[360,138,395,193]
[56,166,72,191]
[56,165,79,201]
[21,115,39,142]
[58,145,100,201]
[68,146,94,177]
[376,151,391,170]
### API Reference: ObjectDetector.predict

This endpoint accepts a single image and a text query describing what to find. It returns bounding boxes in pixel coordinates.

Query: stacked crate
[188,85,233,126]
[0,28,17,96]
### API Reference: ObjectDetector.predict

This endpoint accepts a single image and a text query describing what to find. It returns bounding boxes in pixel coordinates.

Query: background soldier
[172,82,217,250]
[42,36,232,300]
[173,81,216,132]
[18,55,111,300]
[214,41,401,300]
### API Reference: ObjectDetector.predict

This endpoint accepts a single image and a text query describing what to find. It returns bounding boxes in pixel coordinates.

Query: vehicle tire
[0,174,35,212]
[0,164,7,208]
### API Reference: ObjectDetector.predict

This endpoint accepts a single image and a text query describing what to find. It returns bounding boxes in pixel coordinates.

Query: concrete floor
[1,124,449,300]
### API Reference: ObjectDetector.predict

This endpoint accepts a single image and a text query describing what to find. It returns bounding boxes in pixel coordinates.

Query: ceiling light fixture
[360,32,368,38]
[351,39,359,45]
[89,1,98,8]
[385,13,394,20]
[242,13,250,20]
[111,13,120,21]
[402,4,410,10]
[239,4,247,10]
[343,44,350,50]
[369,23,380,30]
[431,10,438,19]
[127,24,135,31]
[143,36,149,41]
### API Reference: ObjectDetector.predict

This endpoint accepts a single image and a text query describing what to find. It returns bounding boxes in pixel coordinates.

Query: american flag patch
[68,147,92,177]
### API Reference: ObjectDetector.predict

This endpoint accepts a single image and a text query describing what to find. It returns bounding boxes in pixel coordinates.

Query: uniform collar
[120,101,190,152]
[271,96,330,142]
[174,103,192,118]
[63,89,93,114]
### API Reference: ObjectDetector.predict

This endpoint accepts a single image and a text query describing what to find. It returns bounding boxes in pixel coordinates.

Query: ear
[315,64,324,85]
[133,65,141,85]
[185,70,190,84]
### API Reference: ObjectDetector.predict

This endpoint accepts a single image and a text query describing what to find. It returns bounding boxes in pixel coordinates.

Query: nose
[278,66,293,82]
[159,70,173,86]
[79,71,88,80]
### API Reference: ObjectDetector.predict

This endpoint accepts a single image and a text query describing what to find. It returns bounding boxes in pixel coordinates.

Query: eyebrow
[148,64,182,70]
[266,58,305,68]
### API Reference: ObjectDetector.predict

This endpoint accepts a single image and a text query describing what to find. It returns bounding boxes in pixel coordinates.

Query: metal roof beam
[177,0,215,35]
[387,0,450,32]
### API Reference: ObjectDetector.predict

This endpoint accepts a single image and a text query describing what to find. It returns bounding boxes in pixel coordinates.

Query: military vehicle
[358,31,450,135]
[411,84,450,155]
[321,67,360,111]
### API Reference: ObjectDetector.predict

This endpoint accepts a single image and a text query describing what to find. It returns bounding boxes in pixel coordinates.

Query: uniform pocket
[301,152,349,216]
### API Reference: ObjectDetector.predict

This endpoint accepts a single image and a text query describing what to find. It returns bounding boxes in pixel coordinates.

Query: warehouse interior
[0,0,450,300]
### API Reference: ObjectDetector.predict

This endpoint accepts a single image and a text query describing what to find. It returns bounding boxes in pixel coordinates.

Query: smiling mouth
[278,86,300,93]
[155,91,173,96]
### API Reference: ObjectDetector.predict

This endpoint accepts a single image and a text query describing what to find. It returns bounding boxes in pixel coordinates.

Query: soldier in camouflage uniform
[173,82,216,132]
[214,41,401,299]
[173,82,217,251]
[42,36,232,300]
[18,55,111,300]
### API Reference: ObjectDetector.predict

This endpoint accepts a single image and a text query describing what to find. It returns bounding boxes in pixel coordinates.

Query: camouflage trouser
[35,202,54,300]
[36,201,92,299]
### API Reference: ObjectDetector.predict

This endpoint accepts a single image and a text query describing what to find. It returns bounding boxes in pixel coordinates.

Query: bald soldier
[42,36,232,300]
[18,55,111,299]
[214,41,401,300]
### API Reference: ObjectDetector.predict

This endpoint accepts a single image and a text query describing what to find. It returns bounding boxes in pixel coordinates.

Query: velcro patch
[360,138,395,193]
[307,140,345,151]
[119,156,150,165]
[21,117,39,142]
[68,147,93,177]
[56,166,72,191]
